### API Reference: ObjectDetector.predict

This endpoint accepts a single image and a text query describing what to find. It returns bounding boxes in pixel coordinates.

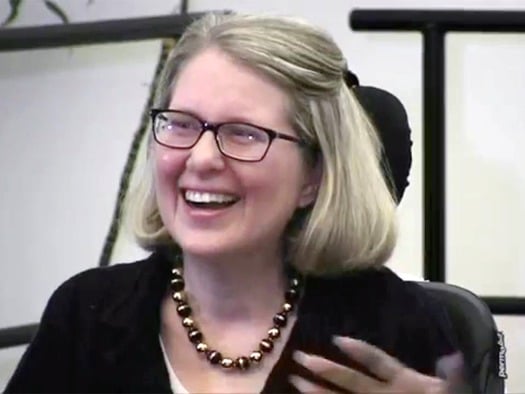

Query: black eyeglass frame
[149,109,307,162]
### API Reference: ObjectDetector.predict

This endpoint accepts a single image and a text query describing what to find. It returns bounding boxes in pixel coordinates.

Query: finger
[423,377,450,394]
[435,352,466,391]
[333,336,404,381]
[293,351,385,393]
[289,375,339,394]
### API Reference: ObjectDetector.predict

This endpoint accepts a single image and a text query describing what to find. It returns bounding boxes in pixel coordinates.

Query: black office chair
[350,77,506,393]
[416,281,505,394]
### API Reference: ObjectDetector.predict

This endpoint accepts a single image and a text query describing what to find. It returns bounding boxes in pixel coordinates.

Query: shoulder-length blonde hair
[125,13,398,275]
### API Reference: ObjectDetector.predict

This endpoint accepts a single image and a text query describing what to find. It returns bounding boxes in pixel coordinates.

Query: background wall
[0,0,523,391]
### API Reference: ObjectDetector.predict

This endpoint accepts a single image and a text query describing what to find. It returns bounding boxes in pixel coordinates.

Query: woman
[6,13,464,393]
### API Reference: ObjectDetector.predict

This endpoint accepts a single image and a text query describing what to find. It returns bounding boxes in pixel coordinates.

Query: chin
[174,231,248,259]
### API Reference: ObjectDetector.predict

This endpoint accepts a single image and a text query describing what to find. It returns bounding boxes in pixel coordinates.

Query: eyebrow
[166,108,278,129]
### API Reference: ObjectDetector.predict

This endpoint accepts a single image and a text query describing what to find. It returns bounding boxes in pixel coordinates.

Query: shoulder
[307,266,453,330]
[5,254,170,392]
[50,257,150,300]
[302,267,458,373]
[304,266,428,310]
[43,253,169,322]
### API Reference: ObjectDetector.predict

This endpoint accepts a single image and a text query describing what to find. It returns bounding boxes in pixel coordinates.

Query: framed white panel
[446,33,525,296]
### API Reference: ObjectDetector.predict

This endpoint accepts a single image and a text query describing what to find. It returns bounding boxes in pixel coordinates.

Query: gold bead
[220,357,234,369]
[182,317,194,328]
[196,342,208,353]
[268,327,280,339]
[250,351,263,363]
[172,291,185,303]
[282,302,293,312]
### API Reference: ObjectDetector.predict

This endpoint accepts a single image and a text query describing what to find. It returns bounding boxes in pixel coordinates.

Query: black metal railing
[0,324,38,350]
[350,9,525,314]
[0,13,207,52]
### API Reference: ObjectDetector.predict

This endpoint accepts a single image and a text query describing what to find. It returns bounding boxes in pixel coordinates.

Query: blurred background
[0,0,524,391]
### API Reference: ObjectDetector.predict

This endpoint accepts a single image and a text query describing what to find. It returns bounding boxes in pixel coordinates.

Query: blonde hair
[125,13,397,275]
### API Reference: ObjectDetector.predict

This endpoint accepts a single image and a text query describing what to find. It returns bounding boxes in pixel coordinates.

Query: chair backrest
[351,80,506,392]
[415,281,506,393]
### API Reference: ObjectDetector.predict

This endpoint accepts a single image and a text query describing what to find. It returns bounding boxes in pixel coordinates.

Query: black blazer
[6,250,458,393]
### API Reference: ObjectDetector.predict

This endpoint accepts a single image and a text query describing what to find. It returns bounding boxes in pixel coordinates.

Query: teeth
[184,190,238,204]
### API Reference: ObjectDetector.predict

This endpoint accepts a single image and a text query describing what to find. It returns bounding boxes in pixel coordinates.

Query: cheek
[152,148,187,202]
[153,147,186,181]
[247,157,305,210]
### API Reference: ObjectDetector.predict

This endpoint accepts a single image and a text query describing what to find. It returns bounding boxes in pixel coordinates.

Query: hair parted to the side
[125,12,398,275]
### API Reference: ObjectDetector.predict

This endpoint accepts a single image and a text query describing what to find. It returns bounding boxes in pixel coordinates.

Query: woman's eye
[227,127,265,142]
[170,120,193,129]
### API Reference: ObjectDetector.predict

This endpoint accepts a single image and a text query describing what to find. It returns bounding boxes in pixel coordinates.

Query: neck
[180,247,287,323]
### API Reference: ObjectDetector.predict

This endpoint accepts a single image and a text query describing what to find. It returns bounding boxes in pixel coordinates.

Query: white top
[159,335,190,394]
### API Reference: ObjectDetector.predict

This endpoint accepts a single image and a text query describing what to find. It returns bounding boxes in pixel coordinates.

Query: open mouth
[182,189,240,209]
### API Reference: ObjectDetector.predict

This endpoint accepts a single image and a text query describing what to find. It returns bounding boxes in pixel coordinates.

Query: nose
[185,130,225,172]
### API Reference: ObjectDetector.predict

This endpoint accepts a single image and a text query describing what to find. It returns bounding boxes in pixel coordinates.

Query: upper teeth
[184,190,237,203]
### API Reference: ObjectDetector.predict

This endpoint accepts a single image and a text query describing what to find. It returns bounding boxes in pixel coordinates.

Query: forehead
[169,48,291,129]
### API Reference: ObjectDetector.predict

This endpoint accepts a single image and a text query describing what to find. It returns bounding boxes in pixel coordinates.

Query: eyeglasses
[150,109,305,162]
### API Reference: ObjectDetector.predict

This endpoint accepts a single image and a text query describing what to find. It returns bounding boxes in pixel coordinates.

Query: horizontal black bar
[0,324,38,350]
[350,9,525,32]
[0,12,215,52]
[483,296,525,315]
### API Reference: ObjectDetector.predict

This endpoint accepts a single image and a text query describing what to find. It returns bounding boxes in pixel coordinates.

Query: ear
[298,159,322,208]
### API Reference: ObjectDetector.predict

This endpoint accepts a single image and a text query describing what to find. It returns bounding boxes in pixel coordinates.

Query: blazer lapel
[94,251,174,392]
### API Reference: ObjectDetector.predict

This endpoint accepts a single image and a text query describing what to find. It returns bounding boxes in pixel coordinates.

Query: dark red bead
[208,350,222,364]
[188,328,202,343]
[170,277,185,291]
[273,313,287,327]
[176,303,192,317]
[260,339,273,353]
[236,357,250,370]
[285,288,298,302]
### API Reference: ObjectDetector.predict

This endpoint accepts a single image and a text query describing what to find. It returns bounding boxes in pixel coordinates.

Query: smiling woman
[5,13,465,394]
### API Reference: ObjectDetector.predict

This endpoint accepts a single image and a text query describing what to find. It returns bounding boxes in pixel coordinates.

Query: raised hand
[290,336,464,393]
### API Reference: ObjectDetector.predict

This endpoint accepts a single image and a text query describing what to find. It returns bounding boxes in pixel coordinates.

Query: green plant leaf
[43,0,69,24]
[1,0,24,27]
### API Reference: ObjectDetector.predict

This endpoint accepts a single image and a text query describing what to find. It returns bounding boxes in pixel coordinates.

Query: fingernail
[289,375,309,392]
[289,374,300,386]
[332,335,353,347]
[292,350,310,365]
[435,352,464,379]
